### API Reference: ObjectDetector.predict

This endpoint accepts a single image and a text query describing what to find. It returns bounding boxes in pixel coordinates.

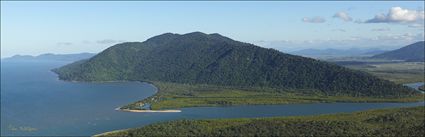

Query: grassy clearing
[121,81,423,110]
[343,62,424,84]
[97,106,425,137]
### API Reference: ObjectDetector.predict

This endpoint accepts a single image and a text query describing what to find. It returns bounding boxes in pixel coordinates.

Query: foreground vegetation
[97,106,425,136]
[121,82,423,110]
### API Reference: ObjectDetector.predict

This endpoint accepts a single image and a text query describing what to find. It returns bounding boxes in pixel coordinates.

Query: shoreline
[115,107,181,113]
[53,75,167,112]
[54,75,424,112]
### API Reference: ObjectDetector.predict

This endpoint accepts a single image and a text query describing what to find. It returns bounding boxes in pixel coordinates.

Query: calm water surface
[1,61,424,136]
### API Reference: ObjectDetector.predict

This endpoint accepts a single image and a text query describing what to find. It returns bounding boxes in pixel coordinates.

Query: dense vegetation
[96,106,425,137]
[372,41,425,62]
[121,81,423,110]
[54,32,417,98]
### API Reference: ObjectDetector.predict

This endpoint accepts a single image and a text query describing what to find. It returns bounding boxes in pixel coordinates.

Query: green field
[342,62,424,84]
[97,106,425,136]
[121,81,423,110]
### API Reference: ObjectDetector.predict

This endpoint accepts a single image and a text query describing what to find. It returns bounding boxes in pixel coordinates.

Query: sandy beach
[115,107,181,113]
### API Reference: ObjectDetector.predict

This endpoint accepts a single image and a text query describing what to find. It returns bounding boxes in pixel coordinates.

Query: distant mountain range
[290,48,388,58]
[372,41,424,62]
[2,53,96,62]
[53,32,415,97]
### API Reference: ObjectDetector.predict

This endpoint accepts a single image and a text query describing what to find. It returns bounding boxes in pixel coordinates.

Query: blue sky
[1,1,424,58]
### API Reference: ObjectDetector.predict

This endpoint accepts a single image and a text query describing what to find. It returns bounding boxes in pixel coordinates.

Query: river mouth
[1,60,424,136]
[403,82,425,93]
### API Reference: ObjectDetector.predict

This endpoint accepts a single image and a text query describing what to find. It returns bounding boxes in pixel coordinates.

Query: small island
[116,103,181,113]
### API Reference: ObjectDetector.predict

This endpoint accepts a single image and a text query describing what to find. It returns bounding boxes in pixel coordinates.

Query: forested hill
[372,41,425,62]
[53,32,417,97]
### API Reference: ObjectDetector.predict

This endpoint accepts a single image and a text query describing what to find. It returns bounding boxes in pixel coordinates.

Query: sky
[1,1,424,58]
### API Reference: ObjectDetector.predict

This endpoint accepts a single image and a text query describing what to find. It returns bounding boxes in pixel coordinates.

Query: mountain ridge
[372,41,425,61]
[2,53,96,62]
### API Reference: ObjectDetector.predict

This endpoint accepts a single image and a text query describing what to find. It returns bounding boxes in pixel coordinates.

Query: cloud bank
[253,33,424,52]
[366,7,424,24]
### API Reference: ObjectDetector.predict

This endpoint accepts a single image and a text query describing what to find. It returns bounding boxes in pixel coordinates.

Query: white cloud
[333,12,353,22]
[374,33,416,41]
[96,39,123,45]
[302,17,326,23]
[371,28,391,31]
[56,42,73,46]
[366,7,424,23]
[332,29,346,32]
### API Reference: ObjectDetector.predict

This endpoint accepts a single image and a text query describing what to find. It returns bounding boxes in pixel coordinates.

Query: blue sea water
[1,60,424,136]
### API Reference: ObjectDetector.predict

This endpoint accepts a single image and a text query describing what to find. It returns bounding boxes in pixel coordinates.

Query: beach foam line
[115,107,181,113]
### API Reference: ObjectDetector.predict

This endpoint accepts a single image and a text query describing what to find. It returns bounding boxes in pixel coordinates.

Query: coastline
[53,73,424,112]
[53,73,166,112]
[115,107,181,113]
